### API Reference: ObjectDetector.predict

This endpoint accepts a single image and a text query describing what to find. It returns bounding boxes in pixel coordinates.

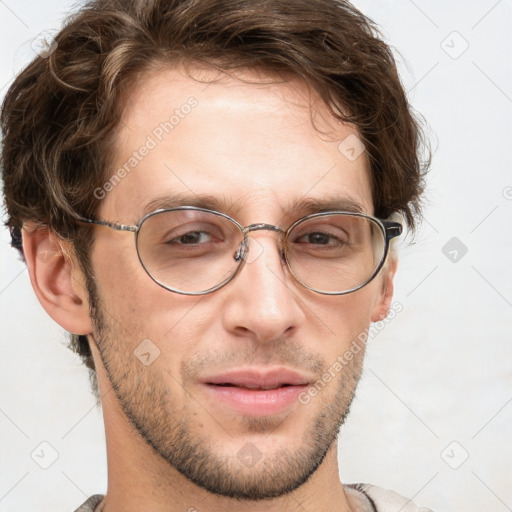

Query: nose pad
[233,239,246,262]
[240,234,287,265]
[232,231,287,272]
[242,237,266,264]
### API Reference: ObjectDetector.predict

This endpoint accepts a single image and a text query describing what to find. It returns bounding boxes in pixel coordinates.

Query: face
[87,65,392,499]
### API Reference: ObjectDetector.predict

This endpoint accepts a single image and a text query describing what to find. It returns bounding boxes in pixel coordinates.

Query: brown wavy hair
[1,0,429,388]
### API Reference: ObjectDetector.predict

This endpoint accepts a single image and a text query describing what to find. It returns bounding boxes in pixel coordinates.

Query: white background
[1,1,511,511]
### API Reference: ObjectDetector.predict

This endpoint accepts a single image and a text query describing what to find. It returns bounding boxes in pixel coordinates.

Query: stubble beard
[87,279,365,500]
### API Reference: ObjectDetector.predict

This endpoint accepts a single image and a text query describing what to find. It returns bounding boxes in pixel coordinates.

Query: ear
[22,224,93,335]
[370,256,398,322]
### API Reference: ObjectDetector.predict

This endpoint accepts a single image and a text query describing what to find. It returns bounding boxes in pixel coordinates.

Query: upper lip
[202,367,311,390]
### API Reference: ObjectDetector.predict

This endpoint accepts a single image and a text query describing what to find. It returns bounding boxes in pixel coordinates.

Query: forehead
[101,65,373,223]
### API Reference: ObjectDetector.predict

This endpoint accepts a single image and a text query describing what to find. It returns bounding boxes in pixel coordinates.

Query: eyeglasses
[78,206,402,295]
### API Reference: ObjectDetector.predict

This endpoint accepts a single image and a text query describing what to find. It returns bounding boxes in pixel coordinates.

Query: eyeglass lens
[136,209,386,294]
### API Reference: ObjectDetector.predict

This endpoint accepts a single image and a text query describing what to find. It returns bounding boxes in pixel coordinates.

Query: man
[1,0,432,510]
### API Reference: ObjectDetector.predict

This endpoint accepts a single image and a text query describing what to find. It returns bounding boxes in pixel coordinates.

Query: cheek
[93,239,148,311]
[329,285,379,323]
[314,284,381,348]
[92,240,219,358]
[91,239,165,333]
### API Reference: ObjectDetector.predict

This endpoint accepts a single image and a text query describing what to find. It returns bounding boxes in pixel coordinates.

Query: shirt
[74,484,434,511]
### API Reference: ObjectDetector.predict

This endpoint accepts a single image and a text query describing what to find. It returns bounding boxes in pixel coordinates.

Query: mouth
[203,367,310,388]
[201,367,311,416]
[210,382,295,390]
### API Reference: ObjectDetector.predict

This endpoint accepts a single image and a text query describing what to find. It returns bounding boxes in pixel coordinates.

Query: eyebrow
[284,196,367,217]
[140,193,367,220]
[142,194,236,217]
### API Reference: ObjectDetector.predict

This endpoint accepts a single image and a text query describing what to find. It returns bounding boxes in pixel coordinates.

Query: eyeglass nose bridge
[235,223,286,262]
[242,223,284,235]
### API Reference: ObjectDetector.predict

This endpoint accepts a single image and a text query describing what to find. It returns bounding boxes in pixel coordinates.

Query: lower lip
[203,384,308,416]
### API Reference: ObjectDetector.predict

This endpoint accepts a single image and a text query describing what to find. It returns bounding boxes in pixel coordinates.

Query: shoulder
[345,483,435,512]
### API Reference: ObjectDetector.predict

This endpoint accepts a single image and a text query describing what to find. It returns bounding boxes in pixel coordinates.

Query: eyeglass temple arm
[77,217,138,232]
[381,220,403,240]
[77,214,402,239]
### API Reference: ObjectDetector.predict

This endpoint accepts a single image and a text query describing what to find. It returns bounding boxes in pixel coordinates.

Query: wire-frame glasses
[78,206,402,295]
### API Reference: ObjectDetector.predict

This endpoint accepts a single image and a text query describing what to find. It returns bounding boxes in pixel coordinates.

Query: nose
[221,232,305,343]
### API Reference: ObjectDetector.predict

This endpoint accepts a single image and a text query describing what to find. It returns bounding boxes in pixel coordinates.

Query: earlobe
[22,224,93,335]
[370,258,398,322]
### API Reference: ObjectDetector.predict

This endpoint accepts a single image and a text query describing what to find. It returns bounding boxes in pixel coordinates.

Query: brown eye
[166,231,213,245]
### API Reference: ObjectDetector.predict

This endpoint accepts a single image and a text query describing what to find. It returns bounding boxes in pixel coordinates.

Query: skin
[23,64,397,512]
